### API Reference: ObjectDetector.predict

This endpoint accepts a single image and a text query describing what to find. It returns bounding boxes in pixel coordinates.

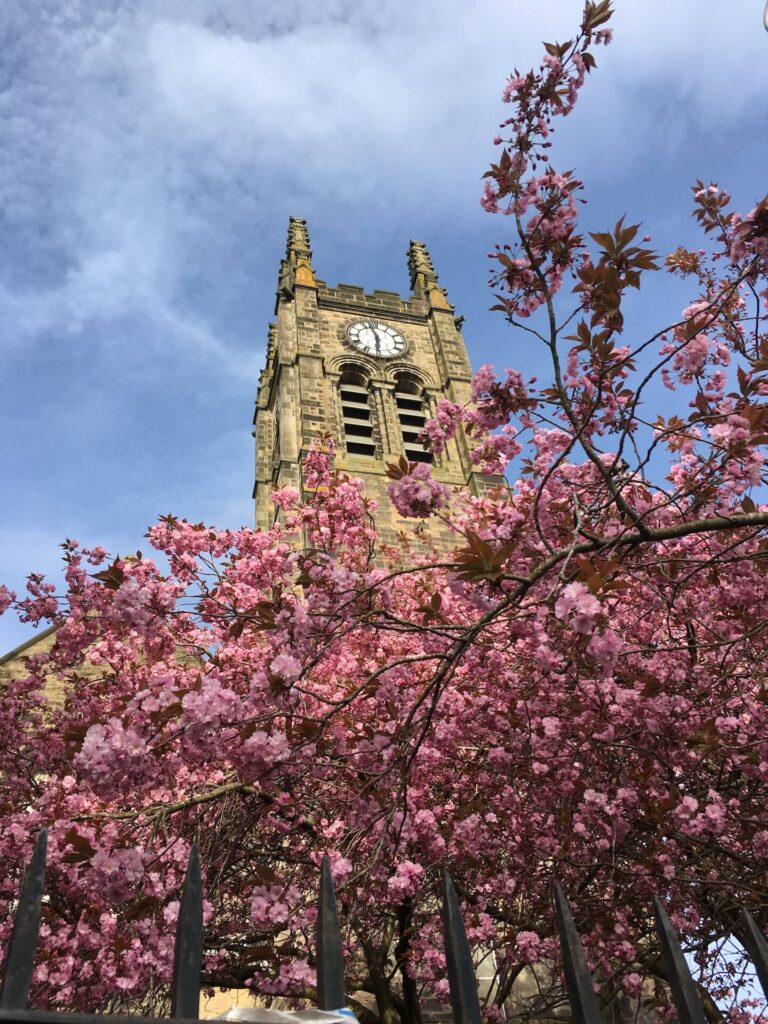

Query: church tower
[253,218,491,541]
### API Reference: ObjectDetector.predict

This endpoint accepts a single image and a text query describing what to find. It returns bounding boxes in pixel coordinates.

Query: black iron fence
[1,830,767,1024]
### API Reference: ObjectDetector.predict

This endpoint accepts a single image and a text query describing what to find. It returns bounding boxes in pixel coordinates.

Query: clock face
[347,320,406,359]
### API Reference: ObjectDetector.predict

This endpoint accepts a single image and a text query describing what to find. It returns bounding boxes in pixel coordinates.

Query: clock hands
[348,320,404,357]
[367,320,383,356]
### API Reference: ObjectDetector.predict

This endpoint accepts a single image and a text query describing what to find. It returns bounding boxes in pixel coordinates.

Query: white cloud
[1,0,766,362]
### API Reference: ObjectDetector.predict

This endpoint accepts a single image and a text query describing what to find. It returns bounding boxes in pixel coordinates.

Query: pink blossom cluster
[554,581,601,634]
[561,341,635,435]
[270,653,302,681]
[515,930,542,964]
[2,456,768,1013]
[487,170,584,319]
[387,860,425,901]
[481,20,603,319]
[387,462,451,518]
[470,424,521,475]
[467,365,535,433]
[660,332,718,388]
[419,399,462,455]
[91,848,146,903]
[75,720,154,794]
[710,414,751,447]
[250,883,301,928]
[0,584,15,615]
[729,201,768,270]
[111,578,153,630]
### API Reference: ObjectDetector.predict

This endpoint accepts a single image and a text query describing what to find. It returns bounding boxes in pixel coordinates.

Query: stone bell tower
[252,218,492,542]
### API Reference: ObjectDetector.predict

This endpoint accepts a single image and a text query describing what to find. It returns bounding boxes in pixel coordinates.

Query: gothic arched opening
[393,373,433,464]
[338,367,377,457]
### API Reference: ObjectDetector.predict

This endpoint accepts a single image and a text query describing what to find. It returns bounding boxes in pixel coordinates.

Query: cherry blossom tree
[2,3,768,1022]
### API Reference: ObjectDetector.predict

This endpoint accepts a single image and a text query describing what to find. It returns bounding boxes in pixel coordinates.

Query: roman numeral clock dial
[347,320,406,359]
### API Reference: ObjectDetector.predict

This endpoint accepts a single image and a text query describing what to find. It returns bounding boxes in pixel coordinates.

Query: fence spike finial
[317,856,345,1010]
[739,909,768,1001]
[0,828,48,1010]
[441,871,481,1024]
[651,898,708,1024]
[170,843,203,1019]
[553,883,602,1024]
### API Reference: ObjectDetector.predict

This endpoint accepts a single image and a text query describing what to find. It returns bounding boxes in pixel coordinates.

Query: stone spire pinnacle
[407,240,435,288]
[407,239,452,311]
[287,216,312,262]
[276,217,317,306]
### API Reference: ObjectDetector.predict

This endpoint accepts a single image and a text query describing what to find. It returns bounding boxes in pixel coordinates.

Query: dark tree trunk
[395,900,422,1024]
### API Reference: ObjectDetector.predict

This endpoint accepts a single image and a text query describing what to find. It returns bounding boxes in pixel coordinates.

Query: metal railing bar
[441,871,481,1024]
[316,857,345,1011]
[739,909,768,1001]
[0,830,48,1011]
[651,898,708,1024]
[552,883,601,1024]
[2,836,767,1024]
[169,845,203,1020]
[0,1012,201,1024]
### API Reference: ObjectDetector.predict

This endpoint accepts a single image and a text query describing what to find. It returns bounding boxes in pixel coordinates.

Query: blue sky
[2,0,767,652]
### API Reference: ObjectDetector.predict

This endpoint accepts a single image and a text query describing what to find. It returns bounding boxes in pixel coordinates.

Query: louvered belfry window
[339,370,376,457]
[394,375,433,464]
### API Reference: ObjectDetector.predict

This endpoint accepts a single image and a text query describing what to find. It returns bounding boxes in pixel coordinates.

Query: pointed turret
[276,217,317,309]
[407,239,452,311]
[287,216,312,265]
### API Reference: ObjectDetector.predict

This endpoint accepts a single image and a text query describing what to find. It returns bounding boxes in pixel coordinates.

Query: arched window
[394,374,433,464]
[338,368,376,457]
